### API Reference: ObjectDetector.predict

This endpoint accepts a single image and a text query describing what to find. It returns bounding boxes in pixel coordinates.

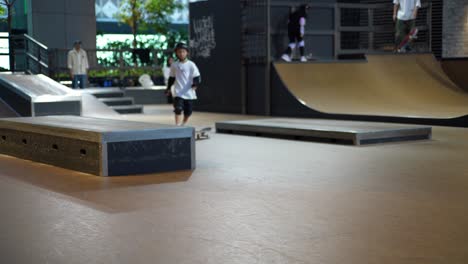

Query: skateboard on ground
[305,53,317,61]
[195,127,212,140]
[397,27,418,53]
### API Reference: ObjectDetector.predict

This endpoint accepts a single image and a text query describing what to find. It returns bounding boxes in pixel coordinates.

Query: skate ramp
[0,73,81,116]
[80,93,120,118]
[441,59,468,92]
[273,54,468,121]
[0,98,19,118]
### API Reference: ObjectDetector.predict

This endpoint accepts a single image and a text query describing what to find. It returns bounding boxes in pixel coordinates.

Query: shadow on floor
[0,154,193,213]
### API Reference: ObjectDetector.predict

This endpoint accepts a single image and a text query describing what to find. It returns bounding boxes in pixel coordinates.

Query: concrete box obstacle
[216,118,432,145]
[0,116,195,176]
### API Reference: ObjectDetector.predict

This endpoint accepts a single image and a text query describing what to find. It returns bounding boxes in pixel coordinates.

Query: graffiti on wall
[190,16,216,58]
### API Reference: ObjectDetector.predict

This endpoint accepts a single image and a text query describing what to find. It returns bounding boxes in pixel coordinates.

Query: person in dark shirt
[281,4,310,62]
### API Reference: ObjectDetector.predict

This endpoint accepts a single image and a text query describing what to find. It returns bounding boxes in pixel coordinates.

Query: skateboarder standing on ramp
[165,43,201,126]
[393,0,421,52]
[281,4,311,62]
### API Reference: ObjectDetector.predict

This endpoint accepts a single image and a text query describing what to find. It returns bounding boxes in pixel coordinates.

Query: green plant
[1,0,17,70]
[96,29,188,68]
[115,0,184,50]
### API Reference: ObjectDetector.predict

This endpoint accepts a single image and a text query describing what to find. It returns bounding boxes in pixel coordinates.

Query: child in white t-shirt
[165,43,201,126]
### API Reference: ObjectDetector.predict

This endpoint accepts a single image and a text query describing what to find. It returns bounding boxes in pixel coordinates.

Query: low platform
[124,86,167,104]
[216,118,432,145]
[80,88,124,98]
[0,116,195,176]
[111,104,144,114]
[99,97,135,106]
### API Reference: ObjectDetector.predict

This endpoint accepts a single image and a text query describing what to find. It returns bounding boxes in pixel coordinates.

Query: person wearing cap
[165,43,201,126]
[281,4,311,62]
[67,40,89,89]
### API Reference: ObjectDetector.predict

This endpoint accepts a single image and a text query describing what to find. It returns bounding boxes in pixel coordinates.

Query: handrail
[15,34,173,79]
[49,48,173,53]
[46,47,174,82]
[254,2,429,9]
[24,34,48,51]
[23,34,50,75]
[24,52,49,69]
[337,2,430,9]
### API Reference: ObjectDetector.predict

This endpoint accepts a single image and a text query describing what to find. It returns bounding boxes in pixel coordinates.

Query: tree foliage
[96,29,188,68]
[0,0,15,15]
[115,0,184,49]
[1,0,16,70]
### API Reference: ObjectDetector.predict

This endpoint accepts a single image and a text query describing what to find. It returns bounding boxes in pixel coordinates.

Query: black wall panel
[190,1,243,113]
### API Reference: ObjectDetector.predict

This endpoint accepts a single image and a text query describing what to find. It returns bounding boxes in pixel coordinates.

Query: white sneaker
[300,56,307,62]
[281,54,291,62]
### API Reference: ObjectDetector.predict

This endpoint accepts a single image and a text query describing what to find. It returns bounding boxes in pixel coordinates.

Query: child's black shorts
[288,28,303,43]
[173,97,194,116]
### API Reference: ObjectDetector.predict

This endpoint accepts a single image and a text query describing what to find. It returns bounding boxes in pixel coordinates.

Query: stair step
[93,91,125,98]
[99,97,135,106]
[111,105,144,114]
[82,88,125,98]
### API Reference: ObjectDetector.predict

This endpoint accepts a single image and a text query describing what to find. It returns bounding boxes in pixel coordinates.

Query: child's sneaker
[281,54,291,62]
[300,56,307,62]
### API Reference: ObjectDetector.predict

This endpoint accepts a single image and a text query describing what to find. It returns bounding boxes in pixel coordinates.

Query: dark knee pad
[174,107,183,115]
[183,99,193,117]
[183,109,193,117]
[173,97,184,115]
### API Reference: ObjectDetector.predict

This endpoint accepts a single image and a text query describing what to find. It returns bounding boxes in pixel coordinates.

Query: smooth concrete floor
[1,105,468,264]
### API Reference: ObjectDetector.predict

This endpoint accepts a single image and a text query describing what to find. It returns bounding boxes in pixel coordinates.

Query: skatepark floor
[1,105,468,264]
